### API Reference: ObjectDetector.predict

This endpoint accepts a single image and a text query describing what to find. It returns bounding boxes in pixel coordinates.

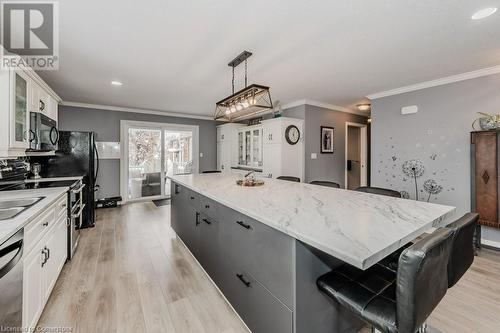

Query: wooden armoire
[471,130,500,245]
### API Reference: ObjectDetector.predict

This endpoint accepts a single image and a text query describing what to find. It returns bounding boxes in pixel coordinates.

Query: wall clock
[285,125,300,145]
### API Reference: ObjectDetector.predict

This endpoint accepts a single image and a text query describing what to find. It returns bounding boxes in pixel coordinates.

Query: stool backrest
[446,213,478,288]
[310,180,341,188]
[277,176,300,182]
[355,186,402,198]
[396,228,454,332]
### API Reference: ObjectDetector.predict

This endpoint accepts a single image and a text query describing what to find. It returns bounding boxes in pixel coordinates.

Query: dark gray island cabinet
[171,182,363,333]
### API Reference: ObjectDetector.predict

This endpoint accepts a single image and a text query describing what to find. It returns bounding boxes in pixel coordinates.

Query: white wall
[371,73,500,247]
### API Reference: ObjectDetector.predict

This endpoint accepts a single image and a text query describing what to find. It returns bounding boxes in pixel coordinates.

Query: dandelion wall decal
[423,179,443,202]
[402,159,425,200]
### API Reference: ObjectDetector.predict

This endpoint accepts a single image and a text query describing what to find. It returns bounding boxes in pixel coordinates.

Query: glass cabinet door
[244,130,251,166]
[252,129,263,167]
[12,72,29,147]
[238,131,244,165]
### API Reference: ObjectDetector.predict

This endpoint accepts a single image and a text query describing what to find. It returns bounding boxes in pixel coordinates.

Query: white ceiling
[37,0,500,116]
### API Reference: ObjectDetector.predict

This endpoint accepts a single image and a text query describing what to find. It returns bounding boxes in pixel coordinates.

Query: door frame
[120,120,199,203]
[344,122,368,189]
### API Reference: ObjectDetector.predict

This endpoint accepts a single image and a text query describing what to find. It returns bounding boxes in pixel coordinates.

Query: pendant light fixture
[214,51,273,121]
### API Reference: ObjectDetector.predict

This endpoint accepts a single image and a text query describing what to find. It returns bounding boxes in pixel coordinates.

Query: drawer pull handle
[195,212,200,226]
[190,196,195,200]
[42,221,49,227]
[236,274,251,287]
[205,204,210,209]
[236,221,251,230]
[202,218,212,225]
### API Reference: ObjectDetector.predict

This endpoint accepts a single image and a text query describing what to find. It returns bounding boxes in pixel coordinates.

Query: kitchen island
[169,173,455,333]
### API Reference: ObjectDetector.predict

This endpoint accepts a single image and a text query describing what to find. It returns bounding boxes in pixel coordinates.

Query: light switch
[199,152,203,158]
[311,153,317,159]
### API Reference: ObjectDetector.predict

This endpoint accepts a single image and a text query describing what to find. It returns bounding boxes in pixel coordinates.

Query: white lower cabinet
[23,197,68,330]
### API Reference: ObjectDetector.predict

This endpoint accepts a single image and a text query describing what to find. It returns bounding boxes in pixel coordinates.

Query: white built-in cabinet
[0,63,61,158]
[23,195,68,330]
[217,117,304,180]
[217,123,244,172]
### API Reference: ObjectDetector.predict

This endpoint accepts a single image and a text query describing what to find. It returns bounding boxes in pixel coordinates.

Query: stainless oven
[68,180,85,260]
[28,112,59,152]
[0,228,23,330]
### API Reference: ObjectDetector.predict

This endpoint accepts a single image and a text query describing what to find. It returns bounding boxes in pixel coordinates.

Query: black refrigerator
[37,131,99,228]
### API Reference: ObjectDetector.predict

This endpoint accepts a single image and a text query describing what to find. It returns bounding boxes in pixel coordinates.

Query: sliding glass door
[121,121,199,202]
[164,130,193,196]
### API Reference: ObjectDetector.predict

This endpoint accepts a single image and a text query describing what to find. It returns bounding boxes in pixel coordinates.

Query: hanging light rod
[214,50,273,122]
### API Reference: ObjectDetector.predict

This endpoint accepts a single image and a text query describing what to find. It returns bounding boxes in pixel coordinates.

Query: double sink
[0,197,44,221]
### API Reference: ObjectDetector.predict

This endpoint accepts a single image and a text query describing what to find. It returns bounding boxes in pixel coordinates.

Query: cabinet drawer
[184,188,200,209]
[199,195,218,218]
[25,205,55,253]
[54,195,67,219]
[221,206,294,309]
[223,264,292,333]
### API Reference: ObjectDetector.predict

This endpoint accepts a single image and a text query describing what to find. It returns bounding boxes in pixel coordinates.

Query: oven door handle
[0,239,23,279]
[71,183,86,194]
[72,203,86,219]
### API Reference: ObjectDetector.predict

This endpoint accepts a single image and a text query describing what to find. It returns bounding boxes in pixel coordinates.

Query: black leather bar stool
[202,170,222,173]
[446,213,478,287]
[310,180,341,188]
[277,176,300,182]
[317,228,454,333]
[379,213,479,278]
[355,186,402,198]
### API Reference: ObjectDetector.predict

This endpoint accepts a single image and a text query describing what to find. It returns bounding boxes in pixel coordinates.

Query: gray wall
[284,104,368,185]
[371,73,500,245]
[58,106,218,199]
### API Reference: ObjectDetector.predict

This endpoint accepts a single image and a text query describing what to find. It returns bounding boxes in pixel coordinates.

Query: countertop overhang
[169,174,455,269]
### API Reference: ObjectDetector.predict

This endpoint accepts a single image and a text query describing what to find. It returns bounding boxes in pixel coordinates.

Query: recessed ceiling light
[111,80,123,86]
[471,7,497,20]
[357,103,371,112]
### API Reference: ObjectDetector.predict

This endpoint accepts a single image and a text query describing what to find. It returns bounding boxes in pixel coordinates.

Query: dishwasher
[0,228,24,331]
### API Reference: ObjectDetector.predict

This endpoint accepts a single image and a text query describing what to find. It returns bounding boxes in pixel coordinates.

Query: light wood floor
[38,202,500,333]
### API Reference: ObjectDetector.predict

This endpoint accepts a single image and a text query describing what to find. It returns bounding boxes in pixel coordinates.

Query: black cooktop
[0,179,79,191]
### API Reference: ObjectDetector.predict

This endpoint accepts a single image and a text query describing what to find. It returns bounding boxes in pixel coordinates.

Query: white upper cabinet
[0,66,61,158]
[263,120,282,144]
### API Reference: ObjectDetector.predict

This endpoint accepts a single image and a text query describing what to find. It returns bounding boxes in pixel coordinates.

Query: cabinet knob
[43,221,49,227]
[205,204,210,209]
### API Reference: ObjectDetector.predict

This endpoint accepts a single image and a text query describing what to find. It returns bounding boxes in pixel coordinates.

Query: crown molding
[61,101,217,121]
[283,99,369,116]
[367,64,500,100]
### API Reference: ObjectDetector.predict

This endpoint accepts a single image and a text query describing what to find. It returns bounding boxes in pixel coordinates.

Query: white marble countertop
[169,173,456,269]
[0,187,68,244]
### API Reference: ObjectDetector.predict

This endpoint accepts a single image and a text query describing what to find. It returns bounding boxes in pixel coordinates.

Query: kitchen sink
[0,197,44,220]
[0,207,26,220]
[0,197,44,210]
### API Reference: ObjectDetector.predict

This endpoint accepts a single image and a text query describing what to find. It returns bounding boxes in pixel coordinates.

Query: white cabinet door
[217,141,231,172]
[216,127,227,142]
[10,70,30,149]
[47,96,58,122]
[44,216,67,297]
[23,246,45,330]
[29,80,39,113]
[262,144,281,178]
[263,121,282,144]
